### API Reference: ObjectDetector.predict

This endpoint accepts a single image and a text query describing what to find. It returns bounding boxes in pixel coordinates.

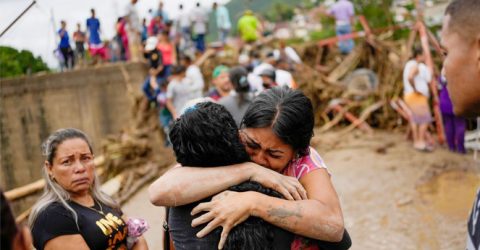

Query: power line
[0,0,36,38]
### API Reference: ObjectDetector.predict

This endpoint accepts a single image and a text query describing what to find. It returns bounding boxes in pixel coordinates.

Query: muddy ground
[123,129,480,250]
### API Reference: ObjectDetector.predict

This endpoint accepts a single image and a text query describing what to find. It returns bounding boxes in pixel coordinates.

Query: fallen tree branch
[338,101,385,135]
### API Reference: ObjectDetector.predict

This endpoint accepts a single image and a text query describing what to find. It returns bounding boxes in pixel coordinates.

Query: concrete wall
[0,63,147,191]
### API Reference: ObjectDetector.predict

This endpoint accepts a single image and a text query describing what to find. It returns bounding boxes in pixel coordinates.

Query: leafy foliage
[264,3,295,22]
[0,46,49,78]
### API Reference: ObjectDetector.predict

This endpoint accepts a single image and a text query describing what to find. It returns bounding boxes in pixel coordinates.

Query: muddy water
[317,130,480,250]
[417,170,480,220]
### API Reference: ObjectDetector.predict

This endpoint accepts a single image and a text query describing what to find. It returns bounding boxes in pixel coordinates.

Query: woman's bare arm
[44,235,90,250]
[148,162,307,207]
[191,168,344,248]
[253,168,344,241]
[131,236,148,250]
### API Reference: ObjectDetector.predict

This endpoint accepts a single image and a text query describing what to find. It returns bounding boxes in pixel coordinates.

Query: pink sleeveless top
[282,147,327,179]
[282,147,328,250]
[157,42,174,65]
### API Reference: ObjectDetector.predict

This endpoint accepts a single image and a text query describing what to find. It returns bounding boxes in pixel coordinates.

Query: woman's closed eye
[268,152,282,159]
[246,141,261,150]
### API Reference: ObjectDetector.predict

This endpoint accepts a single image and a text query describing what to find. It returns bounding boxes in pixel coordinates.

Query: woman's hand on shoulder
[191,190,258,250]
[248,162,307,200]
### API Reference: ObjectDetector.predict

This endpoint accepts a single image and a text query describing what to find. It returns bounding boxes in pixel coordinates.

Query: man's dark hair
[445,0,480,40]
[171,65,186,75]
[242,86,314,156]
[170,102,249,167]
[229,66,250,93]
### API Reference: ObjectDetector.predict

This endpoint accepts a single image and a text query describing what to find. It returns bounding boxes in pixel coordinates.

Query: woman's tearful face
[240,127,295,172]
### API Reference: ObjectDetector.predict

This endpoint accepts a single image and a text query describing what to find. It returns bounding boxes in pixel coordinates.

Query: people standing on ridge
[402,47,433,152]
[177,4,192,53]
[326,0,355,54]
[125,0,142,62]
[213,2,232,46]
[73,23,86,66]
[190,2,209,53]
[86,9,106,64]
[156,1,169,23]
[237,10,261,45]
[58,20,75,70]
[115,17,129,61]
[148,14,165,37]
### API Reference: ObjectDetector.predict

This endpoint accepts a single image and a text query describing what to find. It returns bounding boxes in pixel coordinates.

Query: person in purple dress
[438,74,466,154]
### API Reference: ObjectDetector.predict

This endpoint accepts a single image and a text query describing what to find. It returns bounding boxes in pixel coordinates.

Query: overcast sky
[0,0,227,68]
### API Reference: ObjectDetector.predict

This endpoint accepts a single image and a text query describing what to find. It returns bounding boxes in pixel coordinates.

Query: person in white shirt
[125,0,142,62]
[180,55,204,98]
[177,4,192,51]
[249,52,296,94]
[166,65,203,120]
[190,2,209,53]
[213,2,231,45]
[402,47,433,151]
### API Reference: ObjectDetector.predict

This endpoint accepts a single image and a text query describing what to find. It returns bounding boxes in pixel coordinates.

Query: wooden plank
[326,46,363,83]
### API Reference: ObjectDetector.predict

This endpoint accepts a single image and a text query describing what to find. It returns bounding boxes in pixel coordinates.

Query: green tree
[0,46,49,78]
[264,3,295,22]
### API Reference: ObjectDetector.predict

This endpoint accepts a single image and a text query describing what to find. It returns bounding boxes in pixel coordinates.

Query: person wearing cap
[237,10,262,44]
[142,37,164,107]
[218,66,254,126]
[207,65,232,101]
[249,51,297,93]
[259,68,278,90]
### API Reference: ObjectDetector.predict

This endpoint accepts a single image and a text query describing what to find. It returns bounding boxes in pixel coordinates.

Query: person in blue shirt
[58,20,74,70]
[156,1,169,23]
[86,9,101,46]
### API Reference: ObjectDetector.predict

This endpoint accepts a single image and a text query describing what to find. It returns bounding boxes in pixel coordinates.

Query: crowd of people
[2,0,480,250]
[55,0,233,71]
